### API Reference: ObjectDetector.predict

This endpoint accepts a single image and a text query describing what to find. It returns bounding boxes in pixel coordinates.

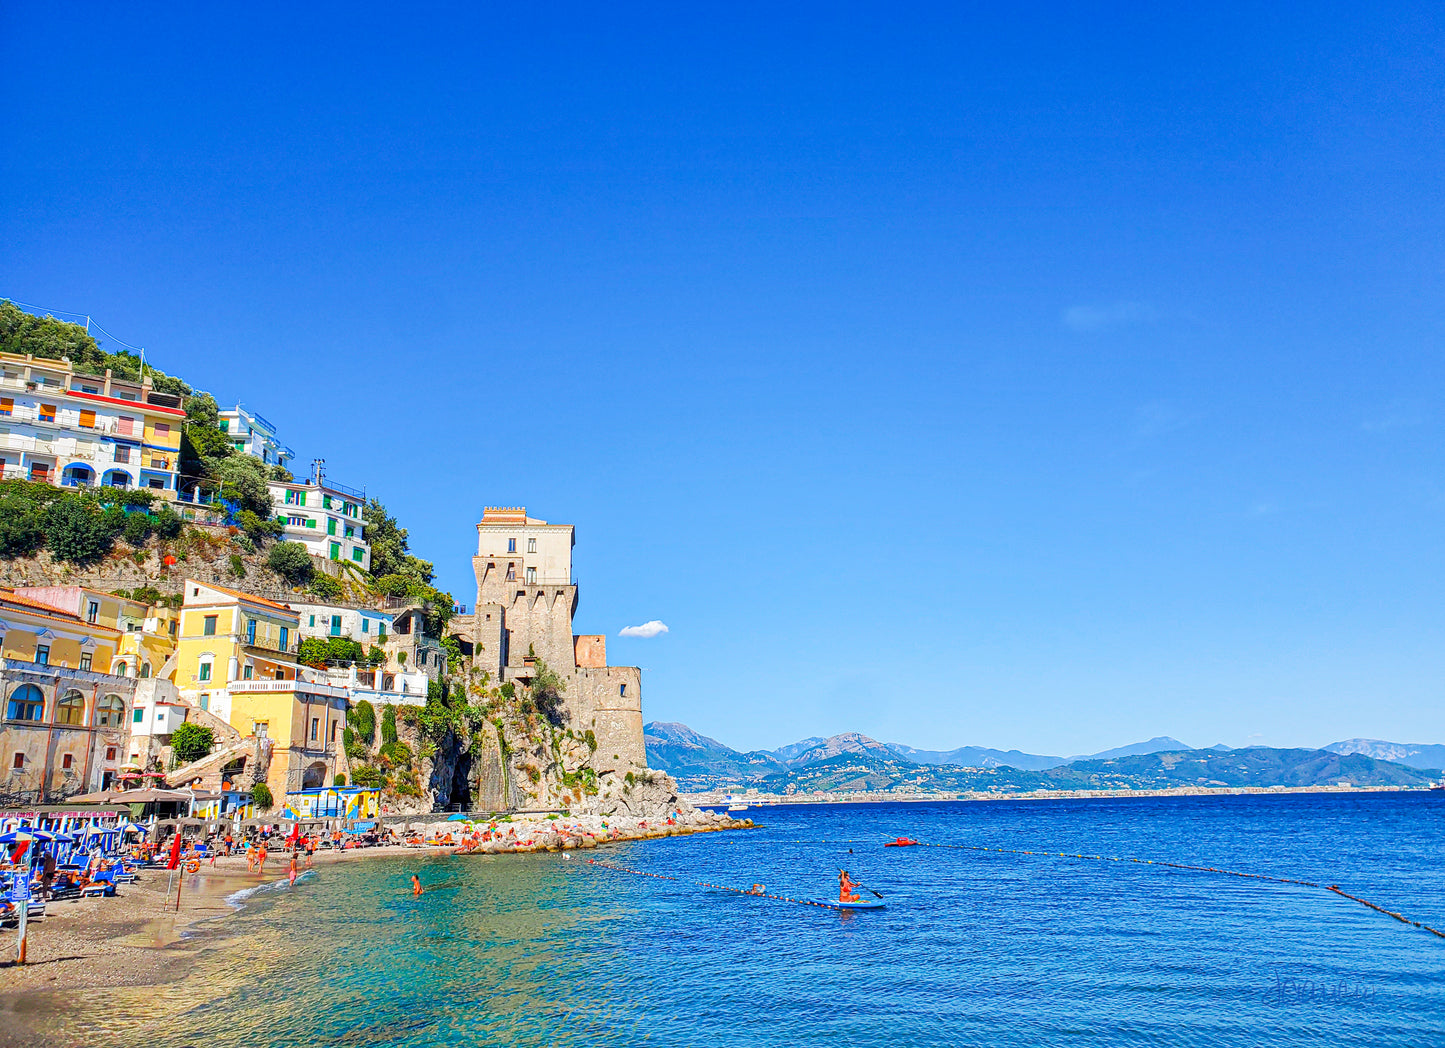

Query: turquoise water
[108,793,1445,1045]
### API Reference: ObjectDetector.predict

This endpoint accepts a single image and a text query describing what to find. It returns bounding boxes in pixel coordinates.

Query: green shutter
[352,548,363,562]
[328,518,336,536]
[330,543,340,560]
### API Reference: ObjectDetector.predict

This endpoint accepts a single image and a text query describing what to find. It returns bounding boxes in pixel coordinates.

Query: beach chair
[108,862,139,884]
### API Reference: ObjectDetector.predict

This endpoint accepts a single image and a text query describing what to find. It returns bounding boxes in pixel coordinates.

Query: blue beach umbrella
[0,829,54,843]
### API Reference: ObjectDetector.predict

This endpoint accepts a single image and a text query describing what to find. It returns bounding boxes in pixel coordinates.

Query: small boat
[724,794,749,812]
[823,898,886,910]
[884,837,919,847]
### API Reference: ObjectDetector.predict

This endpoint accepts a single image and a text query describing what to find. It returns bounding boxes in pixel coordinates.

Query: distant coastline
[685,782,1432,810]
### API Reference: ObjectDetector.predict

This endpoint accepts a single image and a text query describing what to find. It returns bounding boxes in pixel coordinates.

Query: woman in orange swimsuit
[838,870,861,903]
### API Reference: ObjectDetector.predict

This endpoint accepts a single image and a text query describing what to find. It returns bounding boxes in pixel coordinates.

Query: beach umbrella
[165,827,184,870]
[0,829,54,843]
[447,812,469,821]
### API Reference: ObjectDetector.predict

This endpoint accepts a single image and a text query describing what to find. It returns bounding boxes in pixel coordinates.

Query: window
[279,627,289,650]
[199,662,212,682]
[61,754,73,770]
[38,403,56,422]
[113,445,131,463]
[620,683,627,697]
[528,538,537,553]
[219,420,229,432]
[154,423,170,441]
[199,694,210,711]
[330,543,340,560]
[79,409,96,429]
[87,600,99,623]
[361,618,369,633]
[203,615,217,636]
[7,684,44,721]
[247,619,257,645]
[506,563,516,581]
[297,491,307,507]
[310,717,319,741]
[106,747,116,761]
[327,518,336,536]
[79,652,92,672]
[132,708,143,724]
[352,548,364,562]
[344,525,354,538]
[323,495,333,509]
[254,721,269,739]
[11,753,22,770]
[508,538,517,552]
[308,615,315,627]
[34,644,49,665]
[525,566,537,584]
[243,664,253,680]
[330,615,342,637]
[117,415,134,436]
[285,489,296,504]
[0,398,11,415]
[307,518,316,528]
[330,720,338,742]
[95,694,125,727]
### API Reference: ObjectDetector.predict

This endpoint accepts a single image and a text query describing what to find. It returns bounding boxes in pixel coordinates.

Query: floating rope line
[585,858,870,912]
[773,836,1445,940]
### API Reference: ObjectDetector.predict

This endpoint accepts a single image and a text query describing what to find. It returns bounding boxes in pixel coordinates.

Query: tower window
[508,538,516,552]
[619,683,627,697]
[527,538,536,553]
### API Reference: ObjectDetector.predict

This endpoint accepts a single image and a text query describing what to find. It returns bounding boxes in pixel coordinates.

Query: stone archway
[301,761,328,789]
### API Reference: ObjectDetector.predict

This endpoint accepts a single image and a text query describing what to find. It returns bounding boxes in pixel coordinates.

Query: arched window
[6,684,44,722]
[95,694,125,728]
[55,690,86,726]
[140,662,152,679]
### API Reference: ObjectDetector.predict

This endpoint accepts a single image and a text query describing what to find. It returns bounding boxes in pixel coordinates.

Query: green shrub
[121,512,150,545]
[44,498,112,563]
[0,490,46,558]
[379,740,412,769]
[170,722,214,764]
[333,773,346,787]
[228,553,246,577]
[381,704,398,745]
[350,764,383,788]
[349,699,376,742]
[234,509,282,543]
[151,504,183,540]
[266,541,313,584]
[251,782,274,809]
[308,573,342,600]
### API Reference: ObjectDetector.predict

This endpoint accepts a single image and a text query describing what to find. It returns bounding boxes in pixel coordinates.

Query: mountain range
[643,722,1444,794]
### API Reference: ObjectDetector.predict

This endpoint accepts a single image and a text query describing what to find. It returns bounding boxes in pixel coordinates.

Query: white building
[266,478,371,571]
[218,404,294,472]
[292,603,393,644]
[474,506,575,586]
[312,664,430,707]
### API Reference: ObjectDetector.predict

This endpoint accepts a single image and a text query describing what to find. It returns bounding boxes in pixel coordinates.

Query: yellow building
[173,580,300,719]
[170,580,348,798]
[0,589,134,802]
[12,585,178,680]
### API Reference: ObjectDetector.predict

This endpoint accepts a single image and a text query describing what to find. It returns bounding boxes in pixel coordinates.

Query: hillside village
[0,302,668,820]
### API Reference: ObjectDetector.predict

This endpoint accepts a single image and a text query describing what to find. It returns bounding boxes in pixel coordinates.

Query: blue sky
[4,4,1444,754]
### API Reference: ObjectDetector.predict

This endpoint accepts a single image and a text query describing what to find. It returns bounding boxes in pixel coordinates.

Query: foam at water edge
[223,870,314,911]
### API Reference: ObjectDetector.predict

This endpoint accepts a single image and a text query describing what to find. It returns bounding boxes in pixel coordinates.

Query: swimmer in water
[748,884,765,895]
[411,874,423,896]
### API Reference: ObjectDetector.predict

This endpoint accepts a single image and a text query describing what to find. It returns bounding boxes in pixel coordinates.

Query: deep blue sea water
[85,792,1445,1046]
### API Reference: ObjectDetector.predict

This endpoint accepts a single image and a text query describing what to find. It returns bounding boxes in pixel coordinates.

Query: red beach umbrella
[165,828,184,870]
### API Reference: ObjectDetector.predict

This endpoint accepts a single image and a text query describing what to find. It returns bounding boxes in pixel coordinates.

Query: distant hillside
[1326,739,1445,772]
[885,735,1193,770]
[645,722,1438,794]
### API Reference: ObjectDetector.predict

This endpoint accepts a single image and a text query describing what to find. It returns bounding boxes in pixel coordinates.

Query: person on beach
[257,844,268,876]
[838,870,861,904]
[288,853,298,886]
[411,874,423,896]
[305,837,315,868]
[245,843,257,873]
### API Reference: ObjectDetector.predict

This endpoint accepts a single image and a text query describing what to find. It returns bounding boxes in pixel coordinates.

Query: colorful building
[0,589,134,802]
[173,580,300,721]
[12,584,178,679]
[0,350,186,493]
[281,785,381,820]
[226,677,349,798]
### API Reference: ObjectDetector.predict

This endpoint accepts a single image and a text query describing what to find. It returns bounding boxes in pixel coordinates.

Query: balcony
[229,679,349,700]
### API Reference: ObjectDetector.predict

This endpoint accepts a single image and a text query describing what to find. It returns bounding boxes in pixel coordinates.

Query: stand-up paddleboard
[818,898,886,910]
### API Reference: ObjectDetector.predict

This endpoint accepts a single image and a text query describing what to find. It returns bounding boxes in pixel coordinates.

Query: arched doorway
[301,761,328,789]
[62,463,94,488]
[102,468,133,488]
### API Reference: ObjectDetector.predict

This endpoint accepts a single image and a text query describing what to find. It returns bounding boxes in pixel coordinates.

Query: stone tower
[454,507,646,776]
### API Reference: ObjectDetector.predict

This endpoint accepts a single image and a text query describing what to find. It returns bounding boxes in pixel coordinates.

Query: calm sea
[78,792,1445,1046]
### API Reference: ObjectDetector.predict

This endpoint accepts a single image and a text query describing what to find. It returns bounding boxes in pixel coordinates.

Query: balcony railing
[229,679,349,699]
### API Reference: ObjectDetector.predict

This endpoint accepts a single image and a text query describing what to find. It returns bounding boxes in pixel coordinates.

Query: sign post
[8,881,32,964]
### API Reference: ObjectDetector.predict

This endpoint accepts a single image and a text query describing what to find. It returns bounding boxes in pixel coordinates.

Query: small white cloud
[619,620,669,639]
[1063,301,1159,332]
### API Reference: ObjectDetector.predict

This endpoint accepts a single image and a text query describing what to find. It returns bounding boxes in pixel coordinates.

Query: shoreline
[683,782,1428,809]
[0,807,750,1044]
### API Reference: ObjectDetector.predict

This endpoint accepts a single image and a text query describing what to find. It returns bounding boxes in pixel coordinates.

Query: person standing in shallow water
[412,874,423,896]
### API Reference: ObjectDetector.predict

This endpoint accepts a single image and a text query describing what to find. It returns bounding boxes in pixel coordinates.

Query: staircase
[165,737,260,790]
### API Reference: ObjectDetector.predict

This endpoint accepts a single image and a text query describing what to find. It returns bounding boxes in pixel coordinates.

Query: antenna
[311,458,325,487]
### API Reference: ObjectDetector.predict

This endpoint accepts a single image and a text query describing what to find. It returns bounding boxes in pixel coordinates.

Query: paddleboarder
[839,869,861,904]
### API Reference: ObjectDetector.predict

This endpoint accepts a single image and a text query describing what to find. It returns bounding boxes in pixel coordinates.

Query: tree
[333,773,346,787]
[308,573,342,600]
[381,704,398,745]
[298,637,331,667]
[350,764,383,788]
[150,504,183,539]
[122,512,151,546]
[171,722,214,764]
[266,541,313,584]
[0,489,46,558]
[234,509,283,543]
[44,497,112,563]
[251,782,274,810]
[212,454,273,517]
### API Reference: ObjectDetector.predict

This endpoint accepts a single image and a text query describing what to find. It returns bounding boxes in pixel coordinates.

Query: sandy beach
[0,809,749,1045]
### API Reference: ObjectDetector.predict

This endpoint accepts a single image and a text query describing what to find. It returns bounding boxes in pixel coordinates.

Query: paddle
[856,884,885,899]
